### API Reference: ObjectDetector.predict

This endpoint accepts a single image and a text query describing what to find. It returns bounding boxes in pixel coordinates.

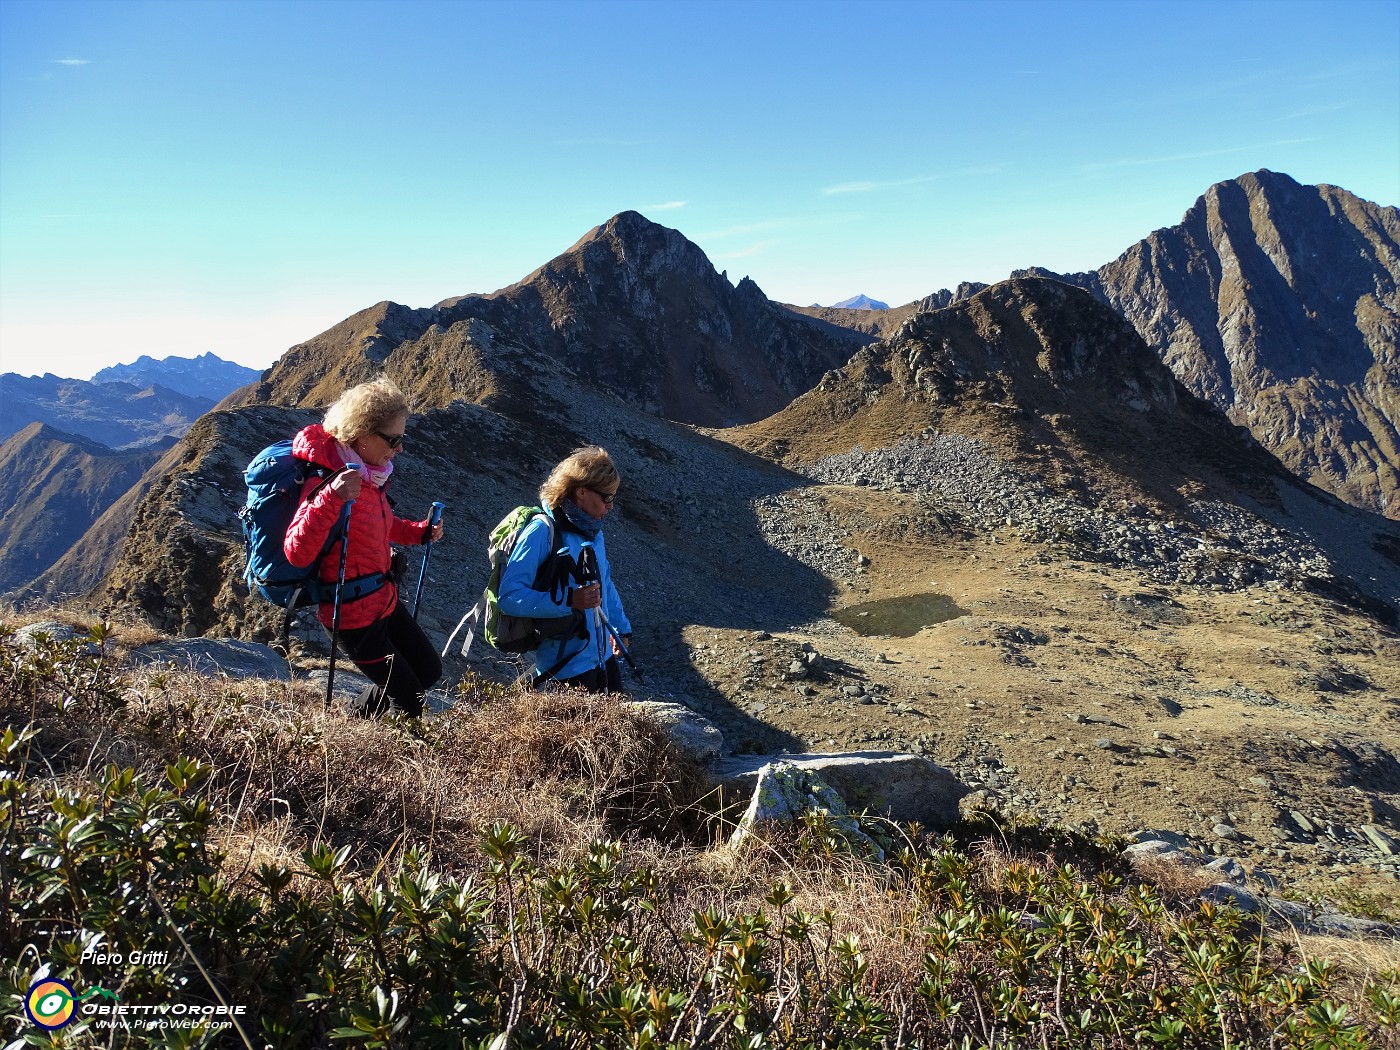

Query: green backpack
[443,506,580,661]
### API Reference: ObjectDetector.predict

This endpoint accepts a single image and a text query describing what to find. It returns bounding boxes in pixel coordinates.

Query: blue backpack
[240,440,341,609]
[240,440,387,612]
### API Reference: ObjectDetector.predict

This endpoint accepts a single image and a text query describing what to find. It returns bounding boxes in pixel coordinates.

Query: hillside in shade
[0,423,166,597]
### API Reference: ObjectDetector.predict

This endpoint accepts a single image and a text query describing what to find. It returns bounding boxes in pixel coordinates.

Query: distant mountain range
[0,374,215,449]
[0,353,260,594]
[93,351,260,401]
[0,423,168,596]
[3,171,1397,612]
[0,353,260,449]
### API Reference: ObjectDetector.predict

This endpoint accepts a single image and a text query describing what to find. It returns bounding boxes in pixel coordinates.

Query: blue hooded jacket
[497,506,632,681]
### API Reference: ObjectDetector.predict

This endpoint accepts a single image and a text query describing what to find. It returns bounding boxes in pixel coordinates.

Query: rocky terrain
[1018,170,1400,520]
[64,274,1400,912]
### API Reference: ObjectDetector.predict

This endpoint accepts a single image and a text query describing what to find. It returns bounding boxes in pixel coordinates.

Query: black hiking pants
[339,600,442,717]
[553,656,623,695]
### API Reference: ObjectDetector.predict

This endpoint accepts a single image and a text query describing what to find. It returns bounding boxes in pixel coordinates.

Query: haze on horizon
[1,0,1396,381]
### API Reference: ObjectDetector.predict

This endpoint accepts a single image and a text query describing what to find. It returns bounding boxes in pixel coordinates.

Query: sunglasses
[587,487,617,505]
[375,430,405,449]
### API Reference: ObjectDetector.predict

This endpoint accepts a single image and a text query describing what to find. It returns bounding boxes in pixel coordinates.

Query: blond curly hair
[540,446,620,511]
[322,376,408,444]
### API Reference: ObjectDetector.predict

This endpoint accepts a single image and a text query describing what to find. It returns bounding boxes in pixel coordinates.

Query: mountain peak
[831,294,889,310]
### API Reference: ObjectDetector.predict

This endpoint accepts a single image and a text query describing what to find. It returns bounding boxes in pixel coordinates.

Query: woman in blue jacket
[498,446,633,692]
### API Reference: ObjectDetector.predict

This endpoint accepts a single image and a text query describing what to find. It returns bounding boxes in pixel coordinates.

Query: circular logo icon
[26,978,77,1030]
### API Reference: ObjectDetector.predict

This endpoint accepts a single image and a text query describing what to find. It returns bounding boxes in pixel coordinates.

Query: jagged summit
[232,211,868,428]
[1015,170,1400,518]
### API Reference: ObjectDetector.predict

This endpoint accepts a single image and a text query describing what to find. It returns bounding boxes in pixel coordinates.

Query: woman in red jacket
[284,376,444,717]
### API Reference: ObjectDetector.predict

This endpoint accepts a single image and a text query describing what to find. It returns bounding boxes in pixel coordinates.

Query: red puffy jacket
[283,423,430,630]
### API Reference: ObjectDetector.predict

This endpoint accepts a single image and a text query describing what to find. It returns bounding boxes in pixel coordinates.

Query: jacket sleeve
[284,474,346,568]
[597,532,632,635]
[497,518,573,619]
[390,515,431,546]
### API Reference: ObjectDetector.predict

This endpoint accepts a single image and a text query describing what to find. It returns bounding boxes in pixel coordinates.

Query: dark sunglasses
[375,430,405,449]
[588,487,617,505]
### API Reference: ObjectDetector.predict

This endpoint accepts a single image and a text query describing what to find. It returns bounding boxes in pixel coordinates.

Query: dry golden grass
[90,665,712,878]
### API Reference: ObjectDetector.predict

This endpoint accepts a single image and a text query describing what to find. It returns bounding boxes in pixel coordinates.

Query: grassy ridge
[2,622,1398,1048]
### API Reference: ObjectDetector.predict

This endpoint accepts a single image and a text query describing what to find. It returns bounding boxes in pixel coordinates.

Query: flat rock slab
[132,639,291,682]
[627,700,725,764]
[303,668,375,704]
[713,750,968,829]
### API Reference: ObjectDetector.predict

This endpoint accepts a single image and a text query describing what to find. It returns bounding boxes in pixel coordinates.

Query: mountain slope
[226,212,871,428]
[62,275,1400,902]
[732,278,1399,620]
[1018,170,1400,518]
[0,423,165,596]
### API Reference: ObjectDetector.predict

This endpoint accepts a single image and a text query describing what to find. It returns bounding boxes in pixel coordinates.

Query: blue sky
[2,0,1397,380]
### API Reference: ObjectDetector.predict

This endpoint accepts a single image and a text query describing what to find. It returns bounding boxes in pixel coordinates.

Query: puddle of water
[832,593,968,637]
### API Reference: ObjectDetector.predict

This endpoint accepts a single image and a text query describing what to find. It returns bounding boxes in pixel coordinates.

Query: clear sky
[1,0,1397,380]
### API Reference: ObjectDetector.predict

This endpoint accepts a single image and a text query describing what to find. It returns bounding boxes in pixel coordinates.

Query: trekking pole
[597,605,644,684]
[578,543,644,683]
[412,501,445,620]
[326,482,356,706]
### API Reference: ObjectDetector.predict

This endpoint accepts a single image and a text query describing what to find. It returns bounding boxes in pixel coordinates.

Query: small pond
[832,592,968,637]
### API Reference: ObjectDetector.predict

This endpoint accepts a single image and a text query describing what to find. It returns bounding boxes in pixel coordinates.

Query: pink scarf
[336,440,394,488]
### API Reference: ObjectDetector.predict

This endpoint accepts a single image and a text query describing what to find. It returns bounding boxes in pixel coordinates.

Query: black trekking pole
[326,492,355,706]
[598,606,644,684]
[412,501,445,620]
[578,543,644,684]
